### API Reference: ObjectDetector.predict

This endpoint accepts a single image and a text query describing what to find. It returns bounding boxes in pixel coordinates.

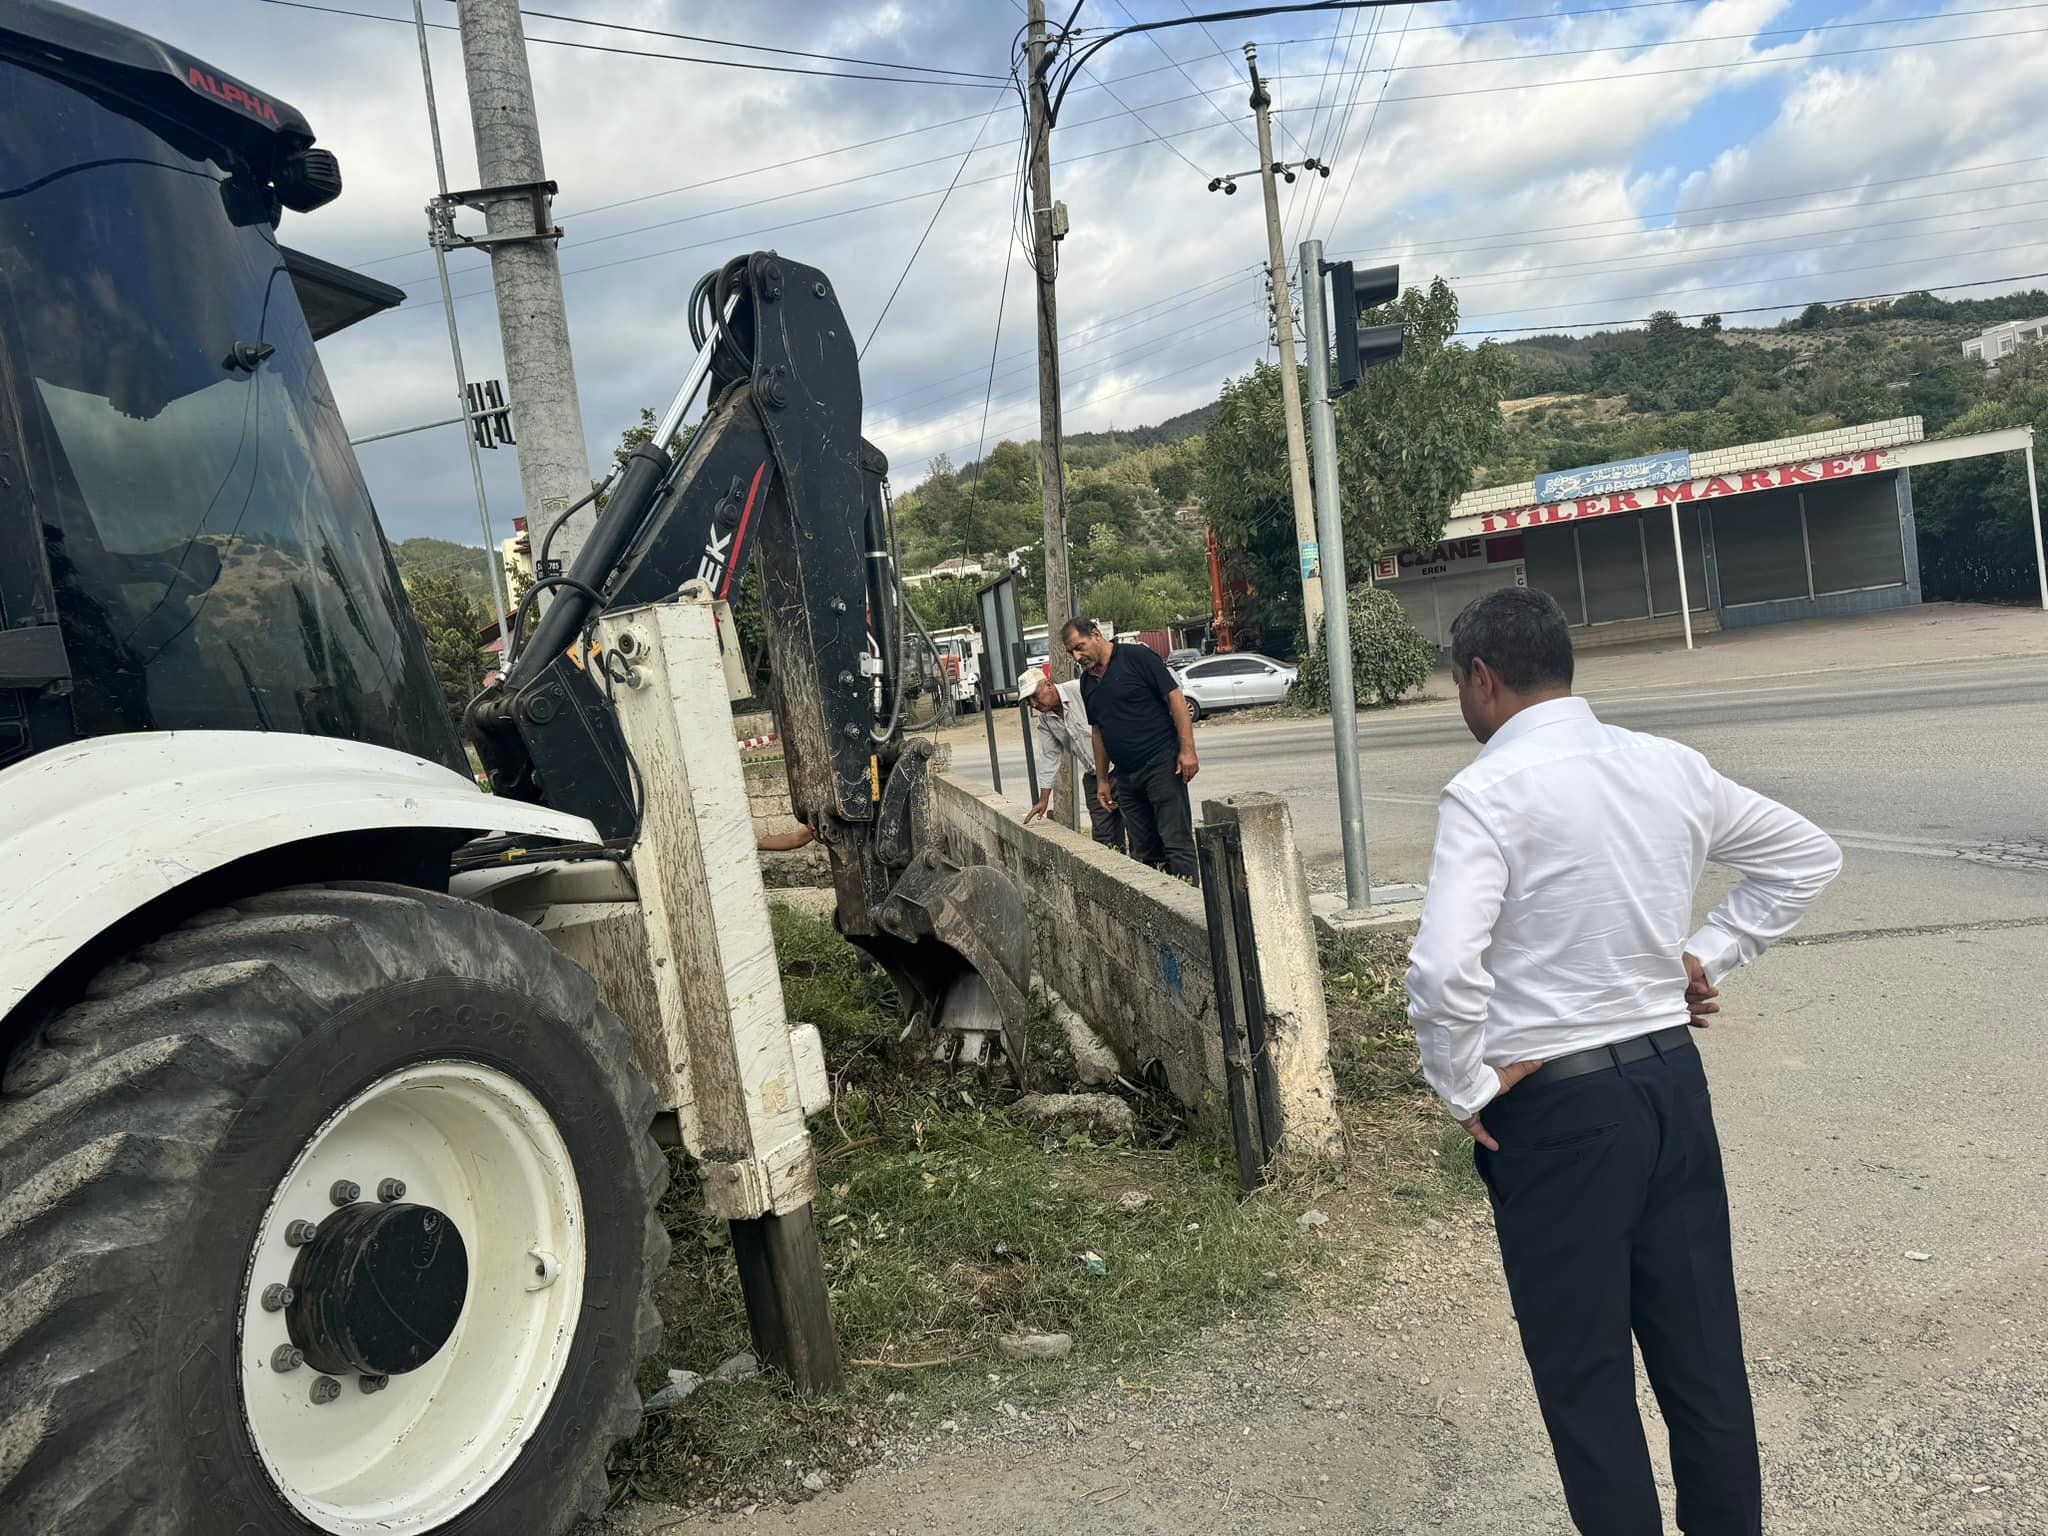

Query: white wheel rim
[238,1060,586,1533]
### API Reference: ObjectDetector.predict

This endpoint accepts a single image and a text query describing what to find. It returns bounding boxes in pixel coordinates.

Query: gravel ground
[599,917,2048,1535]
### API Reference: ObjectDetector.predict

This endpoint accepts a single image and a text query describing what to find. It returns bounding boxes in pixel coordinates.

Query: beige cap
[1016,668,1052,696]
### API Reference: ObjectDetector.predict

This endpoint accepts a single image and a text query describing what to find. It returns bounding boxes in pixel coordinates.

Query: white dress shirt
[1033,678,1097,778]
[1406,695,1842,1121]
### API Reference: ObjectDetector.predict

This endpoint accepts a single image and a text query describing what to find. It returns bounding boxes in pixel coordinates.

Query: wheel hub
[285,1202,469,1377]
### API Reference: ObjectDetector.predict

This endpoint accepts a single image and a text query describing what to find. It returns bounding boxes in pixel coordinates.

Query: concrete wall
[928,774,1348,1165]
[743,755,833,890]
[929,771,1227,1130]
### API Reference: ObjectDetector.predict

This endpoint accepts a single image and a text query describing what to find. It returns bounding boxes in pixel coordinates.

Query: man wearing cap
[1019,670,1124,853]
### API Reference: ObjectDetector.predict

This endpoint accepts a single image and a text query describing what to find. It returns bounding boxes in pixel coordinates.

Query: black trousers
[1113,751,1196,880]
[1081,771,1126,853]
[1474,1036,1760,1536]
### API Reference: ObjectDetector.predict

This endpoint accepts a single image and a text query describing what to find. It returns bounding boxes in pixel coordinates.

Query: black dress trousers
[1474,1037,1762,1536]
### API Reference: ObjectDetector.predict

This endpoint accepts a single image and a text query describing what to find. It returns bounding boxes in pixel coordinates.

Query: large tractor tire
[0,882,669,1535]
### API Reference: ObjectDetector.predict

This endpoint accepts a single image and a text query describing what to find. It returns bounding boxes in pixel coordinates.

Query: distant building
[903,555,988,588]
[1837,297,1892,314]
[500,515,533,593]
[1963,317,2048,365]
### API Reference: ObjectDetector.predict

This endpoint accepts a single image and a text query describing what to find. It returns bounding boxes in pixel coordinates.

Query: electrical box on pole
[1325,260,1405,396]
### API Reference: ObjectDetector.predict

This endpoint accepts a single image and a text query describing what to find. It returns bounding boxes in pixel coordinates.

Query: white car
[1175,653,1297,720]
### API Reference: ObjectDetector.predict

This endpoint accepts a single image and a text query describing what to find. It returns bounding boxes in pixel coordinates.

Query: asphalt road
[950,648,2048,934]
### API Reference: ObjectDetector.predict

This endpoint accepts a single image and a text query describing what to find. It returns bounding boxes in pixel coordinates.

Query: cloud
[58,0,2044,538]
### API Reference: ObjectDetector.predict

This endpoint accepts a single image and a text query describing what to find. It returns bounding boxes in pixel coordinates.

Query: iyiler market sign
[1477,450,1894,536]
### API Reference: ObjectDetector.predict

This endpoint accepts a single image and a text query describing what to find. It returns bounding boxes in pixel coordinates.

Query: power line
[863,100,1012,359]
[1461,269,2048,336]
[1447,202,2048,288]
[1346,170,2048,265]
[1458,239,2048,323]
[1319,0,1412,242]
[342,5,2041,275]
[473,3,1010,79]
[253,0,1011,87]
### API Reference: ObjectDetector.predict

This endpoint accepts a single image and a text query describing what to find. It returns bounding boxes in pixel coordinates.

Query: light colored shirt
[1033,678,1097,781]
[1406,695,1842,1122]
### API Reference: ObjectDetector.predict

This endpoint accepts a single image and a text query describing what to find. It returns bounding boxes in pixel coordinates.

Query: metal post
[980,671,1003,796]
[2027,440,2047,611]
[453,0,598,571]
[1671,503,1695,650]
[1018,699,1040,804]
[1247,45,1324,649]
[1297,240,1372,911]
[1027,1,1077,829]
[410,2,512,641]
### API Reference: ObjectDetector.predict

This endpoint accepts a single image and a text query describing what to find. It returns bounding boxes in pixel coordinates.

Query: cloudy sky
[72,0,2048,545]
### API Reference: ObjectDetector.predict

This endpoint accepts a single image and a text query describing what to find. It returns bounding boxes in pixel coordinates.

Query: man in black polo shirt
[1064,618,1199,879]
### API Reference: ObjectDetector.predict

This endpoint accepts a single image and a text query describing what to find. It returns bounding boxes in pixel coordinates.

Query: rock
[1298,1209,1330,1229]
[643,1368,704,1411]
[886,1391,906,1405]
[801,1469,832,1493]
[1010,1092,1135,1140]
[999,1331,1074,1362]
[713,1351,760,1382]
[1116,1189,1152,1213]
[939,1419,959,1433]
[1905,1250,1933,1262]
[1035,978,1121,1087]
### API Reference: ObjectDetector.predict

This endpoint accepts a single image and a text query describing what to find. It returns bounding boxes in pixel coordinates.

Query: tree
[1332,276,1513,563]
[1646,310,1685,347]
[1150,455,1196,506]
[1200,360,1299,629]
[1699,314,1723,335]
[1797,302,1832,330]
[1290,587,1434,710]
[405,572,490,727]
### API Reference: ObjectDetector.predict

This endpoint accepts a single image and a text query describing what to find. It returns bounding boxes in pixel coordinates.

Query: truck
[0,5,1029,1531]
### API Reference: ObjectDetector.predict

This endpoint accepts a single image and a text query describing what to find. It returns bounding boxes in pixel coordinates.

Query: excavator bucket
[848,741,1033,1075]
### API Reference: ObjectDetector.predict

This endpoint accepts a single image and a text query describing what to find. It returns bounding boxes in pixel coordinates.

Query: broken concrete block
[1010,1091,1135,1140]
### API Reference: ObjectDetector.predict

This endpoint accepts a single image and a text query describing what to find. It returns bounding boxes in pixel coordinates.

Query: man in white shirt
[1407,587,1841,1536]
[1019,671,1124,852]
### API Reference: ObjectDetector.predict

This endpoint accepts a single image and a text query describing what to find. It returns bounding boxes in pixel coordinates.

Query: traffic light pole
[1298,239,1372,911]
[1245,44,1324,649]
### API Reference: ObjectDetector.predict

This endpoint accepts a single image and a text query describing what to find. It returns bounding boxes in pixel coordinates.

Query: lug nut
[360,1374,390,1394]
[284,1219,318,1247]
[271,1344,304,1373]
[328,1179,360,1206]
[377,1178,406,1203]
[261,1283,294,1312]
[309,1375,342,1405]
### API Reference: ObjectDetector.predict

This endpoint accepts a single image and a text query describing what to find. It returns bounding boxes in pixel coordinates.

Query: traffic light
[1324,260,1404,396]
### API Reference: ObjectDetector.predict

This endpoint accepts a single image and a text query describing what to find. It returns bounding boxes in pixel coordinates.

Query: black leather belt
[1523,1025,1696,1089]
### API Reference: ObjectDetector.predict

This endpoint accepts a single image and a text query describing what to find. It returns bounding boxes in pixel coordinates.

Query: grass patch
[609,909,1310,1512]
[1320,929,1485,1218]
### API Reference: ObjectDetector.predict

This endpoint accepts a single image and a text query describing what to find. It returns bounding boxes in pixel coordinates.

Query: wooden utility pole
[1245,43,1324,648]
[1027,0,1077,825]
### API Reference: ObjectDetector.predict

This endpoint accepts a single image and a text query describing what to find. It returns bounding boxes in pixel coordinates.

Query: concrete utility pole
[454,0,597,572]
[1246,43,1324,649]
[1027,0,1078,826]
[1297,238,1372,911]
[409,0,512,641]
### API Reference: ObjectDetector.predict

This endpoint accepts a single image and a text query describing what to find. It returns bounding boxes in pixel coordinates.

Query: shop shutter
[1712,490,1810,605]
[1578,514,1652,624]
[1805,475,1906,594]
[1647,503,1712,614]
[1521,524,1584,624]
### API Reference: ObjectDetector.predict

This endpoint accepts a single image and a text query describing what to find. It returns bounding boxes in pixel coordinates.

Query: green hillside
[389,537,502,607]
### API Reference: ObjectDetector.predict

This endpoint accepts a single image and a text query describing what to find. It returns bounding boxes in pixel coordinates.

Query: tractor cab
[0,0,459,773]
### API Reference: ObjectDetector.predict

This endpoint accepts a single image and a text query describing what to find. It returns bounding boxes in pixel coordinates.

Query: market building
[1375,417,2045,649]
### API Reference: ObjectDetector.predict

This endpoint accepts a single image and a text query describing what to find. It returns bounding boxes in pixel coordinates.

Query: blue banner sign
[1299,540,1320,579]
[1536,450,1691,504]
